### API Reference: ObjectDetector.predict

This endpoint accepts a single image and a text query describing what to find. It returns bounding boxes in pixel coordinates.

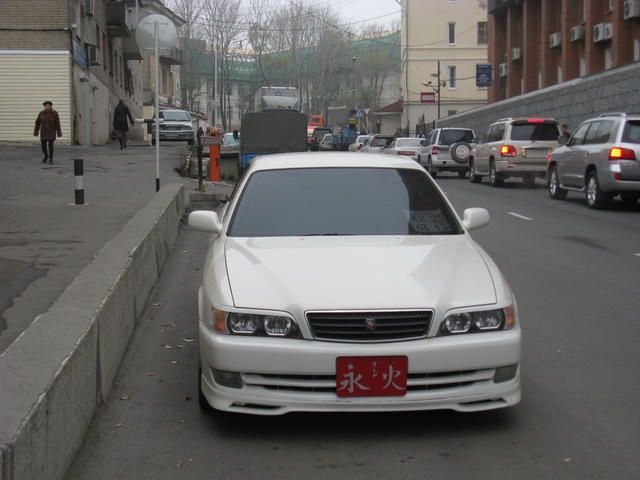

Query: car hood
[224,235,496,311]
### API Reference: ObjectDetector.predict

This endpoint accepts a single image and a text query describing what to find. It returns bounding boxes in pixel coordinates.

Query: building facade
[489,0,640,102]
[401,0,489,133]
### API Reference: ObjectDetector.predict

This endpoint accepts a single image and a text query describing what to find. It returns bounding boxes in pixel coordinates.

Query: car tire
[427,157,438,178]
[198,365,213,411]
[458,170,467,178]
[489,160,503,187]
[620,192,640,205]
[469,159,482,183]
[450,142,472,164]
[548,166,568,200]
[586,171,611,209]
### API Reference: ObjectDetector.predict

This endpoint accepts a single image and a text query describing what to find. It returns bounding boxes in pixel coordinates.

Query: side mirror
[462,208,490,231]
[188,211,223,235]
[558,135,567,145]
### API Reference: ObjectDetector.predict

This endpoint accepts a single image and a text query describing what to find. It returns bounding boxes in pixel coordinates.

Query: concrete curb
[0,184,185,480]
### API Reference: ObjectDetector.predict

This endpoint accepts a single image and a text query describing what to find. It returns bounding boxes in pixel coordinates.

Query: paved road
[67,175,640,480]
[0,143,190,352]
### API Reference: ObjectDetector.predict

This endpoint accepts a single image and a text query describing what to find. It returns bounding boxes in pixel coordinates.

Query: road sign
[476,64,492,87]
[420,92,436,104]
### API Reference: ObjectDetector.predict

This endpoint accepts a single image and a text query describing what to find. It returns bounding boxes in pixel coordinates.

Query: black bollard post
[74,158,85,205]
[197,127,204,191]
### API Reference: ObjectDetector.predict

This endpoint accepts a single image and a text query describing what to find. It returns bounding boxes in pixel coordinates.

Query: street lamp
[351,56,357,109]
[422,59,447,120]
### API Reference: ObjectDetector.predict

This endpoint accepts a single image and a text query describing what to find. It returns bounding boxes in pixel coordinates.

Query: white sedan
[189,153,521,416]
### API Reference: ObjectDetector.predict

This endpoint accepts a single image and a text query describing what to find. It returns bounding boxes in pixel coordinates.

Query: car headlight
[209,308,302,338]
[438,305,515,336]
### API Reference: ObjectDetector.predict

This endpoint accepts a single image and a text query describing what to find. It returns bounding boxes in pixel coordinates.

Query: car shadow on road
[204,407,518,440]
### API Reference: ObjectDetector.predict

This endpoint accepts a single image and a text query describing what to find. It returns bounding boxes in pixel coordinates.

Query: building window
[103,33,107,70]
[580,57,586,76]
[635,39,640,61]
[448,65,456,89]
[477,22,488,45]
[448,23,456,45]
[557,65,563,84]
[607,0,613,12]
[604,47,613,69]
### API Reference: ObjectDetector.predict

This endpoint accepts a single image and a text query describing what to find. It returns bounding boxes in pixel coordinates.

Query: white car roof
[250,152,423,172]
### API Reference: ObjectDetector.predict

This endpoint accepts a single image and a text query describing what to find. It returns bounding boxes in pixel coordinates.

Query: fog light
[213,369,243,389]
[443,313,472,334]
[264,316,292,336]
[228,313,260,334]
[494,365,518,383]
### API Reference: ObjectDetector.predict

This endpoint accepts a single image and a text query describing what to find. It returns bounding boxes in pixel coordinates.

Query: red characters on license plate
[336,356,408,397]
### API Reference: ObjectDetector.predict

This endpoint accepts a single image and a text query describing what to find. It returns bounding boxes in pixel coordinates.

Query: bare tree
[168,0,205,112]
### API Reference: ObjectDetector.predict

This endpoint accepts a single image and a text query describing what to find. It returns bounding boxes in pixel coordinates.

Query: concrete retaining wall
[436,62,640,137]
[0,184,185,480]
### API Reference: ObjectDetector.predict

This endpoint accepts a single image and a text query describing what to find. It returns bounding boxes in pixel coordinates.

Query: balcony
[122,36,142,61]
[160,47,182,66]
[107,1,131,37]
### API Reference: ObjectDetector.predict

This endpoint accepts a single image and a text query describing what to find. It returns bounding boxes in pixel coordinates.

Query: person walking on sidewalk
[113,99,134,150]
[34,101,62,163]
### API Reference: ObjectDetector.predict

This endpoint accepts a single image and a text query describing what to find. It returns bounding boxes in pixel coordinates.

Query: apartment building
[0,0,183,145]
[400,0,489,131]
[489,0,640,102]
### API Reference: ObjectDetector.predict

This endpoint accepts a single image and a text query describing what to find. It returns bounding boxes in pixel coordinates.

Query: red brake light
[546,151,553,162]
[527,118,546,123]
[432,146,440,154]
[501,145,517,157]
[609,147,636,160]
[397,151,415,156]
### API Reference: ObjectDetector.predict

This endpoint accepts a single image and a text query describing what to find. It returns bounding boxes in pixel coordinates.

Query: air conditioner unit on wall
[593,23,613,42]
[624,0,640,19]
[84,0,94,16]
[87,45,101,65]
[499,63,508,77]
[511,48,521,61]
[549,32,562,48]
[570,25,585,42]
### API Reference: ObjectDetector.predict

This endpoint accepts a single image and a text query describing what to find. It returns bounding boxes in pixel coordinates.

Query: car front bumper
[158,130,194,141]
[199,322,521,415]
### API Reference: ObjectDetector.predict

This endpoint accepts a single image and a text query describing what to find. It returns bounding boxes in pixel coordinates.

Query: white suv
[419,128,475,178]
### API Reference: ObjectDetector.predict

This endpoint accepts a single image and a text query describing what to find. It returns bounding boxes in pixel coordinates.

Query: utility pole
[351,56,357,109]
[423,59,447,122]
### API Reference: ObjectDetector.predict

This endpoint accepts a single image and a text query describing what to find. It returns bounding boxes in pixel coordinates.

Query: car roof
[437,127,473,131]
[492,117,557,124]
[395,137,421,141]
[250,152,423,171]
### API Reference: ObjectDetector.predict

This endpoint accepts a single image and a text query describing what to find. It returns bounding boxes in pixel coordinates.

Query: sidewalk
[0,142,193,352]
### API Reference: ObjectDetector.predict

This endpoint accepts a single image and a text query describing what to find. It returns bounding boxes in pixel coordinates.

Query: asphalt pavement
[0,142,191,352]
[66,174,640,480]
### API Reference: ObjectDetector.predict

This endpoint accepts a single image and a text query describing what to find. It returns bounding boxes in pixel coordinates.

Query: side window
[593,120,614,144]
[430,131,438,145]
[584,121,604,144]
[569,122,591,146]
[488,124,505,142]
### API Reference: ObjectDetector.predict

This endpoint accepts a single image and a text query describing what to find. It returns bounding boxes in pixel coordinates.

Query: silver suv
[469,118,560,186]
[419,128,475,178]
[547,113,640,209]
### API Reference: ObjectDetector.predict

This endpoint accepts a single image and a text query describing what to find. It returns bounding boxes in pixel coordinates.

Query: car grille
[306,310,433,342]
[242,369,494,394]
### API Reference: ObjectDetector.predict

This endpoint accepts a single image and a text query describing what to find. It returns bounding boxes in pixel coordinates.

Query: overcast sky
[330,0,400,28]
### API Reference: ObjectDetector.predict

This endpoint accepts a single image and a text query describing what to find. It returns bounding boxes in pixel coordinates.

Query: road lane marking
[508,212,533,221]
[635,253,640,257]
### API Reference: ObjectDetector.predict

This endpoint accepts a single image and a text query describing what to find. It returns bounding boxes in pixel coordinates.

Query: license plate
[336,356,408,397]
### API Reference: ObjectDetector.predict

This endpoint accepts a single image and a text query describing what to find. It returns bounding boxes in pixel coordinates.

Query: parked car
[383,137,425,161]
[358,135,373,152]
[308,128,332,151]
[547,113,640,208]
[420,128,475,178]
[469,118,560,186]
[220,132,240,157]
[349,134,372,152]
[188,152,521,416]
[361,134,394,153]
[152,109,195,145]
[318,133,334,151]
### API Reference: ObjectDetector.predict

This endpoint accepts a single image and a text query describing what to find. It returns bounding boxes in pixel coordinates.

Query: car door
[560,122,591,187]
[582,120,616,185]
[473,128,491,173]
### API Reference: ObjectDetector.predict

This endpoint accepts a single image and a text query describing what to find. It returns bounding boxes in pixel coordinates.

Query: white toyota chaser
[189,153,521,415]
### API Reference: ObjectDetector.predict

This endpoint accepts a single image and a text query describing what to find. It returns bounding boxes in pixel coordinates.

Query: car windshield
[372,137,394,147]
[159,111,190,122]
[510,122,559,141]
[229,167,462,237]
[622,121,640,144]
[223,135,239,146]
[396,139,422,147]
[439,130,474,145]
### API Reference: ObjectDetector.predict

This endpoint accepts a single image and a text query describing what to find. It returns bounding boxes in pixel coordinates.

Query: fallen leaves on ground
[184,395,193,401]
[176,460,184,468]
[163,344,173,350]
[120,394,131,401]
[146,371,157,376]
[161,322,177,328]
[113,423,123,429]
[171,360,179,365]
[149,303,162,307]
[182,338,196,343]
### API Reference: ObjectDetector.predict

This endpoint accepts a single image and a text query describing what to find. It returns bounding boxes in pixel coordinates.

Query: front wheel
[586,171,611,209]
[548,166,568,200]
[469,159,482,183]
[489,160,503,187]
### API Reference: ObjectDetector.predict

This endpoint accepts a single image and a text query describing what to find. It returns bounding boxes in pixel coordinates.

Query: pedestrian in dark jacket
[34,101,62,163]
[113,99,134,149]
